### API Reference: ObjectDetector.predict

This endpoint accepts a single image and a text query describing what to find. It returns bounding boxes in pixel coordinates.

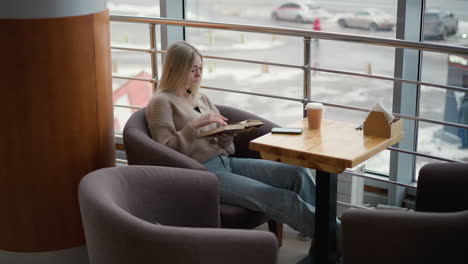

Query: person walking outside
[312,17,321,47]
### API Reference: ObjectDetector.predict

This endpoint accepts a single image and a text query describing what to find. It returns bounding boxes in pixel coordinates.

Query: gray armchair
[79,166,278,264]
[123,106,283,245]
[342,162,468,264]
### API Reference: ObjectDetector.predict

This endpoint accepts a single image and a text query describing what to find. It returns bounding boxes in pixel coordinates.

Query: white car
[337,9,395,31]
[271,1,320,24]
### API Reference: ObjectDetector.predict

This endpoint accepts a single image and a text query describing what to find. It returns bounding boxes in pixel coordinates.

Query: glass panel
[418,51,468,173]
[200,58,303,100]
[202,90,303,126]
[111,50,152,78]
[420,0,468,178]
[417,120,468,163]
[419,77,468,177]
[110,21,151,49]
[108,0,159,17]
[186,28,303,65]
[112,78,153,132]
[109,1,162,131]
[366,150,391,175]
[309,42,395,111]
[111,49,152,131]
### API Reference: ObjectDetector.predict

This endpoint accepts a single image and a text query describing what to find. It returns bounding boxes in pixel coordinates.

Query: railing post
[149,23,159,92]
[303,37,311,118]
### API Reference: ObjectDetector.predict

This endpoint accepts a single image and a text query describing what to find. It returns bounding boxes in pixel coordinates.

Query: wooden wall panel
[0,10,115,252]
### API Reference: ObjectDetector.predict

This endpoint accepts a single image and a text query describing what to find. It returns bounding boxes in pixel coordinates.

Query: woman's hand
[190,112,228,129]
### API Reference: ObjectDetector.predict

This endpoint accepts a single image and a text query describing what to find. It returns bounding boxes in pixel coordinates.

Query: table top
[249,118,404,174]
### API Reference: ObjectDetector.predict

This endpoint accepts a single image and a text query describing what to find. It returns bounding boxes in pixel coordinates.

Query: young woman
[145,40,339,241]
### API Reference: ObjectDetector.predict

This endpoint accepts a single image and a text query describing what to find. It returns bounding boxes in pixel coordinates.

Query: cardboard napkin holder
[363,111,403,138]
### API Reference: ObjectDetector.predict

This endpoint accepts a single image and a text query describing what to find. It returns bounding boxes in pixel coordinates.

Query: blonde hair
[157,41,203,104]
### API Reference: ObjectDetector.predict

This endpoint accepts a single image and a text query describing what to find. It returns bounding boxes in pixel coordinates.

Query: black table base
[297,171,339,264]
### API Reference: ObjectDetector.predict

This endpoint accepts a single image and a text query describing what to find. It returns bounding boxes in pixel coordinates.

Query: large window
[108,0,468,181]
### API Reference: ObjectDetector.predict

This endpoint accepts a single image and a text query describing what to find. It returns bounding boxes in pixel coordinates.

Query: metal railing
[110,15,468,188]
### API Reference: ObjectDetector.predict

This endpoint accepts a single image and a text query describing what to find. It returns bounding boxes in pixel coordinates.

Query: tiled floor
[256,224,311,264]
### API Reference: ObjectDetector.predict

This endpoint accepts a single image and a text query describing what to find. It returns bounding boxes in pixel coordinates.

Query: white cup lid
[305,102,324,109]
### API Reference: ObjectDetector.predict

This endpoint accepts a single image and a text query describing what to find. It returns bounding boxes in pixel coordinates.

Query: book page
[198,119,263,137]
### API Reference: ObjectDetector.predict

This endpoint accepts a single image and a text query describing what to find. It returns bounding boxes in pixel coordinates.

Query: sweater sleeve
[199,94,235,155]
[145,96,198,156]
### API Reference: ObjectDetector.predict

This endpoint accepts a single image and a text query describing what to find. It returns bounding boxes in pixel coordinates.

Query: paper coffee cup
[305,103,324,129]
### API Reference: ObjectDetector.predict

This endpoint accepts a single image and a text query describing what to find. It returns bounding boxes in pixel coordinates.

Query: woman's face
[185,55,202,88]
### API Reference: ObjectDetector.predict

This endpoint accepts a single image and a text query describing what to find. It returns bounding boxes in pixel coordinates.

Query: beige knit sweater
[145,91,235,163]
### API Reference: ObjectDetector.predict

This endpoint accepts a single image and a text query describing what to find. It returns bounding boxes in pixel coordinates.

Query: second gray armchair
[79,166,278,264]
[342,162,468,264]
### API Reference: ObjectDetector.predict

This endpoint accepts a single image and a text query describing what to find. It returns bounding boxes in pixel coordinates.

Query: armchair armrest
[79,166,220,230]
[342,209,468,264]
[123,127,206,171]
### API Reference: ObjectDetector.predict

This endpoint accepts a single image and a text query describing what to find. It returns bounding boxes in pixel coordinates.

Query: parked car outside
[424,9,459,40]
[337,9,395,31]
[271,1,320,24]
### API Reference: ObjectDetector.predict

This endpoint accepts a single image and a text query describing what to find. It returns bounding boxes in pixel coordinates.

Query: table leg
[298,171,338,264]
[315,171,338,264]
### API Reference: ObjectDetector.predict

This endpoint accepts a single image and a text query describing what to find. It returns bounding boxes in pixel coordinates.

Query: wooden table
[249,118,403,264]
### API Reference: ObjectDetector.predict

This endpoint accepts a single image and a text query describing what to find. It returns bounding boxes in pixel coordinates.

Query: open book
[198,119,264,137]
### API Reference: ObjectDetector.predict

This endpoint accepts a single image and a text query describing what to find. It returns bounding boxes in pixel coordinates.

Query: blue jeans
[203,155,327,237]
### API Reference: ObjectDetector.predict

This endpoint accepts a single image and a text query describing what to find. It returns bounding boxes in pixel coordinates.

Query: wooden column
[0,10,115,252]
